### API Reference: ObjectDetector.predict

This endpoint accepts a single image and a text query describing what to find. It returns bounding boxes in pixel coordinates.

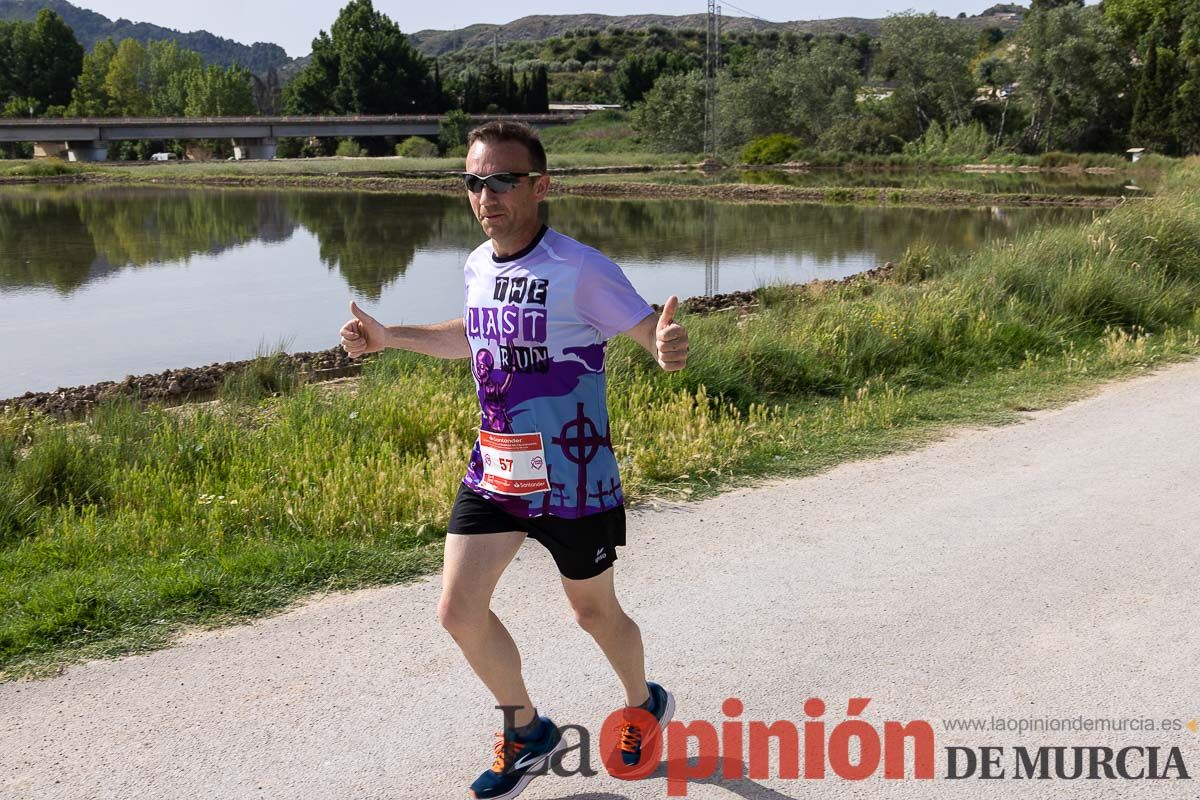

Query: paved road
[4,360,1200,800]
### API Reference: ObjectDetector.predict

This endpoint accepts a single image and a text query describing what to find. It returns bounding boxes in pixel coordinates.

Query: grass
[537,110,649,154]
[2,158,1200,681]
[34,150,698,180]
[0,159,86,177]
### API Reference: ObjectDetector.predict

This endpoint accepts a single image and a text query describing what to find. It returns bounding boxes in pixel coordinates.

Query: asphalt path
[3,359,1199,800]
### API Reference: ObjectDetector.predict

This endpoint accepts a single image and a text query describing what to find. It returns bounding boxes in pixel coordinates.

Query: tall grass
[2,159,1199,679]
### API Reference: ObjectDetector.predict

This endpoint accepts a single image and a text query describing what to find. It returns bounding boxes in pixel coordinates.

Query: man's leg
[438,530,539,728]
[560,567,650,707]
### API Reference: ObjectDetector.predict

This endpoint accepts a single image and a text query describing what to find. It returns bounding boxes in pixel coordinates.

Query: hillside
[0,0,289,72]
[408,9,1025,57]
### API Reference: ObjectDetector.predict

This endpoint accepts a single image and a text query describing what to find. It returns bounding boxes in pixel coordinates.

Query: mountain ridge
[0,0,289,72]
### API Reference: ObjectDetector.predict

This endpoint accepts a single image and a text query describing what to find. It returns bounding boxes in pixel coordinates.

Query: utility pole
[703,0,722,162]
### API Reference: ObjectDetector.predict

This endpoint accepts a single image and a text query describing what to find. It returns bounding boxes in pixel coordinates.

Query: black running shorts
[447,483,626,580]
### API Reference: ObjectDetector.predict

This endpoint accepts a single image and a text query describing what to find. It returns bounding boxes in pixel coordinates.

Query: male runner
[339,120,688,800]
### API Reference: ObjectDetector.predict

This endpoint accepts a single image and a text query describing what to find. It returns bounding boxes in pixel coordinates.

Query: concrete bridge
[0,113,584,161]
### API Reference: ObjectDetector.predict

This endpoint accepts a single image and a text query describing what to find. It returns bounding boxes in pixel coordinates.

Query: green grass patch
[3,158,1200,681]
[0,159,87,177]
[537,110,648,154]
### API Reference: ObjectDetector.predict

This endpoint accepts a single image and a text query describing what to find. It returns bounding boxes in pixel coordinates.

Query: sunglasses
[461,171,544,194]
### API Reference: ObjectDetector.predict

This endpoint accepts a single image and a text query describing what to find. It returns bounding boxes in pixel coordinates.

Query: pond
[0,184,1100,397]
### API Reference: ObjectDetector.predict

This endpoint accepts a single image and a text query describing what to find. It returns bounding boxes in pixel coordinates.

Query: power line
[720,1,772,23]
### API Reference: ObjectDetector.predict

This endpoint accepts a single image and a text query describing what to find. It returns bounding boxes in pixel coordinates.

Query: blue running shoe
[469,715,564,800]
[617,681,675,768]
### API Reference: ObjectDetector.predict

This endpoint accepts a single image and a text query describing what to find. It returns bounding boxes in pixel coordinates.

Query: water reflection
[0,186,1101,298]
[0,187,294,293]
[0,185,1099,396]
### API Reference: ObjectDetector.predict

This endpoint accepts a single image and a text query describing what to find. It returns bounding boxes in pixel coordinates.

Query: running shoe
[469,715,564,800]
[616,681,676,767]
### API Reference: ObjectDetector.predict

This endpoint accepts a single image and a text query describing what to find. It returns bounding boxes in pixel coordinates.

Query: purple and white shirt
[461,225,653,519]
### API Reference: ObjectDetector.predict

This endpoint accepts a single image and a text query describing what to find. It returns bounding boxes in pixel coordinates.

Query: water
[0,184,1099,398]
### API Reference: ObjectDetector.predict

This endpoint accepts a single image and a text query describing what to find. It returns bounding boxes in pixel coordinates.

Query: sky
[73,1,1048,59]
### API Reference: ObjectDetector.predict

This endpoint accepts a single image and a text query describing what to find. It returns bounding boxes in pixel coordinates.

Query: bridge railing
[0,113,585,127]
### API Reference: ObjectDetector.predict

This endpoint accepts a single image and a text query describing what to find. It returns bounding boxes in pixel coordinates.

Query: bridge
[0,113,585,161]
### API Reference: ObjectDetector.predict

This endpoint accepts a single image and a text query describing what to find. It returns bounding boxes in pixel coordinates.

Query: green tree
[975,56,1014,98]
[878,12,978,131]
[27,9,83,109]
[103,38,152,116]
[1130,27,1176,152]
[437,108,471,154]
[1106,0,1200,154]
[616,54,660,106]
[1031,0,1083,9]
[68,37,117,116]
[183,64,255,116]
[630,70,705,152]
[1014,4,1131,152]
[0,10,82,113]
[283,0,436,115]
[146,40,203,116]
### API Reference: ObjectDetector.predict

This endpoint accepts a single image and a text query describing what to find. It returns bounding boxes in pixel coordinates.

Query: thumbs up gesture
[339,300,387,358]
[655,295,689,372]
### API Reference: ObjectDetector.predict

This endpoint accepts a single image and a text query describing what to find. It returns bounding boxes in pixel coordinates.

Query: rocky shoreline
[0,262,896,419]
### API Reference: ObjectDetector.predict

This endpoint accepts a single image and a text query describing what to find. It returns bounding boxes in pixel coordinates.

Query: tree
[975,57,1014,98]
[716,40,862,151]
[1031,0,1083,9]
[184,64,255,116]
[27,9,83,109]
[1105,0,1200,154]
[1130,26,1176,151]
[616,54,659,106]
[1014,4,1131,152]
[146,40,203,116]
[438,108,471,154]
[630,70,705,152]
[283,0,436,115]
[0,10,82,113]
[68,37,117,116]
[878,12,978,132]
[103,38,152,116]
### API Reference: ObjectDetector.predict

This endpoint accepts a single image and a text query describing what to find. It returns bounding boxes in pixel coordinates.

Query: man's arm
[622,295,688,372]
[383,318,470,359]
[339,301,469,360]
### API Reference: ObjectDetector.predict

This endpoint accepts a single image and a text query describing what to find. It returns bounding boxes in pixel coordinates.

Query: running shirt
[461,224,654,519]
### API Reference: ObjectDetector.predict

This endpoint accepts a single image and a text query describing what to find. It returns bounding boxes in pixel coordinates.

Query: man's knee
[571,601,622,635]
[438,594,489,639]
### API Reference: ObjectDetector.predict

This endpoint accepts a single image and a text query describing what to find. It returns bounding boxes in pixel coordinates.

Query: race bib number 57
[478,430,551,495]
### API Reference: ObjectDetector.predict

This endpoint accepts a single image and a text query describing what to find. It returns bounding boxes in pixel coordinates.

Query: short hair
[466,120,548,173]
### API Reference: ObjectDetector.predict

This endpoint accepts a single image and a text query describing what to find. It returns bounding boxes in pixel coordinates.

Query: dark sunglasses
[461,171,544,194]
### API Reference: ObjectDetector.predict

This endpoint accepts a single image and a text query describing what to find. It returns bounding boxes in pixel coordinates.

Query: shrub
[740,134,801,165]
[395,136,438,158]
[335,138,366,158]
[902,120,993,160]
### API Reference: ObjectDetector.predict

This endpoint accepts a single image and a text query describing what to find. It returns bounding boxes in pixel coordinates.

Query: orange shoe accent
[617,720,643,755]
[489,731,525,773]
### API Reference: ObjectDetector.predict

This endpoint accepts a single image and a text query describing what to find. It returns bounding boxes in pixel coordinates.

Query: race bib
[478,430,551,495]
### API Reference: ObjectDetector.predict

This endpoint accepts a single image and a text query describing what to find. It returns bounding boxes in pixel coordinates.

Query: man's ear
[533,174,550,201]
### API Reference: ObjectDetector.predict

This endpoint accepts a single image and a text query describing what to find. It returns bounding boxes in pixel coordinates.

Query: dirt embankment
[0,264,895,419]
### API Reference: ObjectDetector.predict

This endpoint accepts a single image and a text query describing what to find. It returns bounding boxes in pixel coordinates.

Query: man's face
[464,139,548,244]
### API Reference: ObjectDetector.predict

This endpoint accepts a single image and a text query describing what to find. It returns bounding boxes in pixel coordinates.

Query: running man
[339,120,688,799]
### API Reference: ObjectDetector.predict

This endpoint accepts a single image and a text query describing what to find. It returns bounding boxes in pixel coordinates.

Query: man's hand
[339,301,387,358]
[654,295,688,371]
